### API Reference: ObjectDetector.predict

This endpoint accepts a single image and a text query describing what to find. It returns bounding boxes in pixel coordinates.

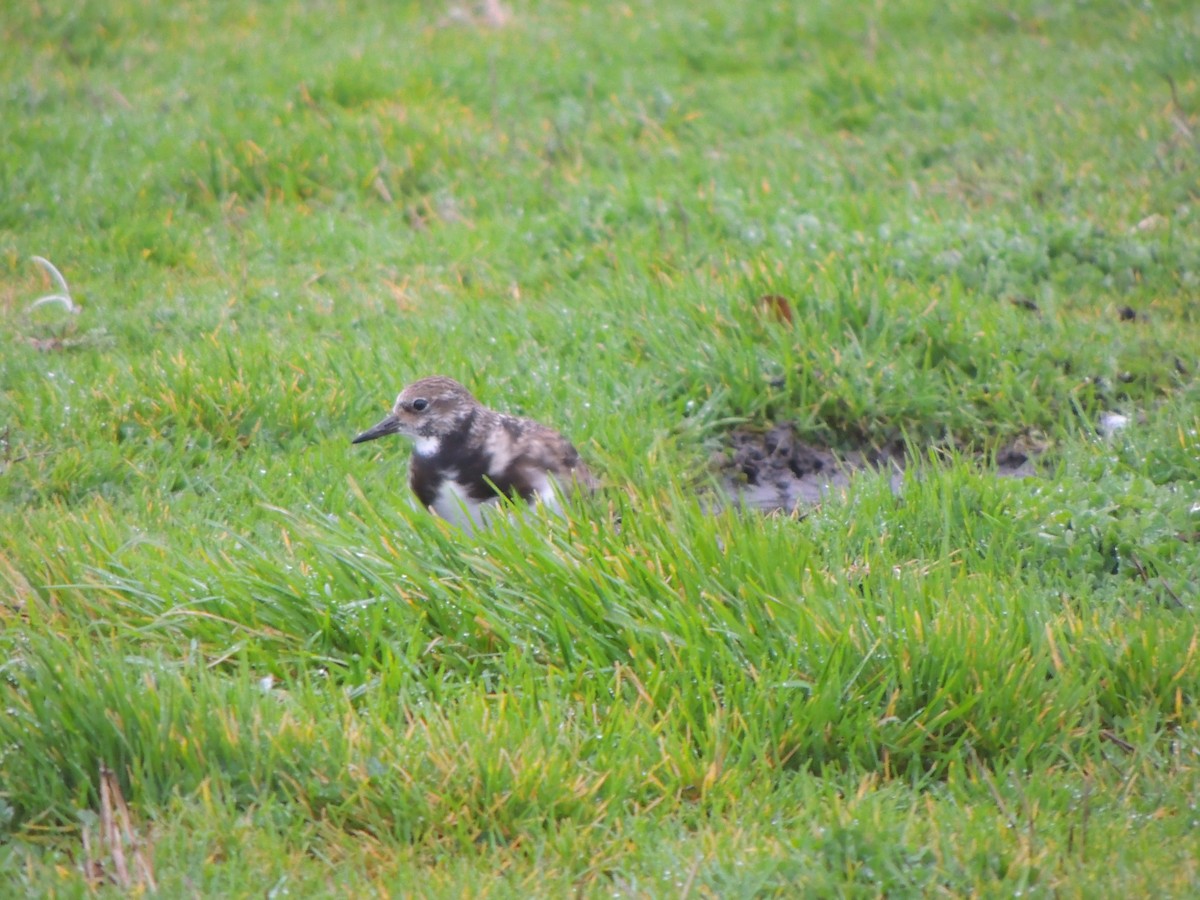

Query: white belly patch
[428,474,566,532]
[430,480,496,531]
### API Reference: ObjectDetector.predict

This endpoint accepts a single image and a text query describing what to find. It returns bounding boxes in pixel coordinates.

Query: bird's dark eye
[411,398,429,412]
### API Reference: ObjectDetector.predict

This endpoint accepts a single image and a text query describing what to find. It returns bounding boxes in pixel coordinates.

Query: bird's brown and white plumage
[352,376,595,530]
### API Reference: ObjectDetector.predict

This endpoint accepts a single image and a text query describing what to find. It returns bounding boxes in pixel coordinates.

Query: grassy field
[3,0,1200,894]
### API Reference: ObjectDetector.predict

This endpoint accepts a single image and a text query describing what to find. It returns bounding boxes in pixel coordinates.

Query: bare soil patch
[719,423,1038,513]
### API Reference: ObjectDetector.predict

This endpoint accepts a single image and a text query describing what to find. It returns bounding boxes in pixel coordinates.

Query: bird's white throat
[413,435,441,457]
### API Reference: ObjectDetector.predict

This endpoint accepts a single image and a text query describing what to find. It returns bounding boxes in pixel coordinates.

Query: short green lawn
[3,0,1198,895]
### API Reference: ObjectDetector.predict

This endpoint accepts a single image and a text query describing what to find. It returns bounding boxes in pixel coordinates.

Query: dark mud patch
[719,423,1039,513]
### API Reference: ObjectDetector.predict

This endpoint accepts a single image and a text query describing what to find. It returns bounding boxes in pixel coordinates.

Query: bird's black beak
[352,413,402,444]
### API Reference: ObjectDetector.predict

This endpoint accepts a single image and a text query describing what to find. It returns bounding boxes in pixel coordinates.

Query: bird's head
[352,376,479,453]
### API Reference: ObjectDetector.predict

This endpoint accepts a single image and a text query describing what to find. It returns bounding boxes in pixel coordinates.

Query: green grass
[3,0,1199,894]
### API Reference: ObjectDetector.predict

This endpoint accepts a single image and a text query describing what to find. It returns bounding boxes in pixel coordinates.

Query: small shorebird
[352,376,595,530]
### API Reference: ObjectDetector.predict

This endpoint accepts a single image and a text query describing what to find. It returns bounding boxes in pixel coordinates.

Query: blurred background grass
[2,0,1199,894]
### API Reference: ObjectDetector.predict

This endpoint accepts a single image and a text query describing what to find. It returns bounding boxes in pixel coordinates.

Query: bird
[352,375,595,530]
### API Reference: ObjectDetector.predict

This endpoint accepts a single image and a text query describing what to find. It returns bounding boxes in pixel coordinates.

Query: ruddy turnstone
[352,376,595,530]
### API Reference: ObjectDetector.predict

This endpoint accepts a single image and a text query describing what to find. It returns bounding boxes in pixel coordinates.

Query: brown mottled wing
[514,421,597,494]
